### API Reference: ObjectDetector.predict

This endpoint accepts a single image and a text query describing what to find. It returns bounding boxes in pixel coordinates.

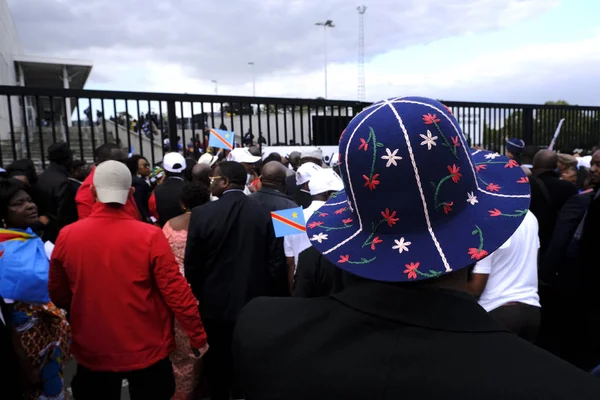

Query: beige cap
[93,160,132,205]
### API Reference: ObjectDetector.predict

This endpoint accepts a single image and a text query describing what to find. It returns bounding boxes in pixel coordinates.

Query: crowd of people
[1,96,600,399]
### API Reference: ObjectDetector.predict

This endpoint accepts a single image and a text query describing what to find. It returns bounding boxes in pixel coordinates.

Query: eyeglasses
[209,176,223,183]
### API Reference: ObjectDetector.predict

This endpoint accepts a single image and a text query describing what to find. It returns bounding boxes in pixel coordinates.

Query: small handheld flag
[208,129,235,150]
[271,207,306,237]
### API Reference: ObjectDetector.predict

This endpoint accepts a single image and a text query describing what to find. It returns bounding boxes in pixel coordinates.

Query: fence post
[522,107,533,145]
[167,100,178,152]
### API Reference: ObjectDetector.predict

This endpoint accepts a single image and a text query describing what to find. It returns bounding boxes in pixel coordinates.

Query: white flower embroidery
[466,192,478,205]
[310,233,328,243]
[392,237,411,254]
[484,152,501,160]
[419,130,438,150]
[381,148,402,167]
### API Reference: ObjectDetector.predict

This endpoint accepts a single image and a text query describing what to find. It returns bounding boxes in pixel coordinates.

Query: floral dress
[163,222,198,400]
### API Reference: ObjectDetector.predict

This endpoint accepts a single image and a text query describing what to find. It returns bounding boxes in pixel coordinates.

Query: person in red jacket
[49,160,208,400]
[76,142,141,220]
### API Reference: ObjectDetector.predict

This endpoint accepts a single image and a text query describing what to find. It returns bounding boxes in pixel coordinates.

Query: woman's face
[137,158,151,177]
[5,190,38,229]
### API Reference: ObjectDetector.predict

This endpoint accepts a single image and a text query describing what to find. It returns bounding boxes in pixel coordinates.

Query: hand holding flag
[271,207,306,237]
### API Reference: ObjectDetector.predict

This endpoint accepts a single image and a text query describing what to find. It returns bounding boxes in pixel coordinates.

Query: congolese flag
[208,128,235,150]
[271,207,307,237]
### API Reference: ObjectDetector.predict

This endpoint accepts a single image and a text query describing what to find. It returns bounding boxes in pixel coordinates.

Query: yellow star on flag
[292,212,298,219]
[225,134,230,138]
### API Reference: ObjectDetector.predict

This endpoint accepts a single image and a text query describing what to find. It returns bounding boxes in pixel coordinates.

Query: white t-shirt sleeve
[473,254,493,274]
[284,236,294,258]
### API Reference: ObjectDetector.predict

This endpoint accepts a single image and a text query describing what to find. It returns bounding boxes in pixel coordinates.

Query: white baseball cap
[163,152,186,173]
[93,161,132,205]
[309,168,344,195]
[296,162,323,186]
[301,148,323,161]
[198,153,218,167]
[227,148,261,164]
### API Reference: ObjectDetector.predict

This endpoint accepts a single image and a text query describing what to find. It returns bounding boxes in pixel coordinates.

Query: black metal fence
[0,85,599,169]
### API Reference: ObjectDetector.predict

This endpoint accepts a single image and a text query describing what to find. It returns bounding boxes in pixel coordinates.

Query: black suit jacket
[35,163,78,243]
[184,190,283,322]
[131,176,152,222]
[154,176,185,227]
[529,171,578,257]
[234,281,600,399]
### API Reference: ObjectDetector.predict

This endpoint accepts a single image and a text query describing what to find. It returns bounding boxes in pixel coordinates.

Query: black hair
[180,181,210,210]
[521,145,542,165]
[6,159,37,185]
[94,143,122,164]
[125,155,148,175]
[0,178,27,221]
[72,159,87,169]
[263,152,282,165]
[184,157,196,182]
[218,161,247,186]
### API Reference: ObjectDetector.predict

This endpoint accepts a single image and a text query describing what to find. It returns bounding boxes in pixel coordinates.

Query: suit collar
[257,186,292,199]
[332,281,506,333]
[47,162,69,176]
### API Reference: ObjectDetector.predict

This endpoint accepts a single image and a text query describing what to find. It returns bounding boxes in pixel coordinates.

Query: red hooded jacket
[49,203,207,372]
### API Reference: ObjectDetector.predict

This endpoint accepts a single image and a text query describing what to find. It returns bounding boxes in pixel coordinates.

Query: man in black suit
[184,161,282,400]
[153,152,186,227]
[249,161,298,295]
[35,142,78,243]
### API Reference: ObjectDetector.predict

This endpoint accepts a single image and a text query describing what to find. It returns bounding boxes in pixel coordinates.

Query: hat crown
[340,97,496,235]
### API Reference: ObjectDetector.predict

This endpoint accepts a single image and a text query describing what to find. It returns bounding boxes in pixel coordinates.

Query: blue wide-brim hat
[307,97,531,282]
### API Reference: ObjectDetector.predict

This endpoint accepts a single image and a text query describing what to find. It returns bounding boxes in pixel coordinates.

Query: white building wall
[0,0,23,140]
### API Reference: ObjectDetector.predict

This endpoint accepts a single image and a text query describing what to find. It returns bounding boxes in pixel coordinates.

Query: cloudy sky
[7,0,600,105]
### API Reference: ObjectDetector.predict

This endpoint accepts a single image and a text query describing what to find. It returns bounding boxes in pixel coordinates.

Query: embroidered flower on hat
[484,152,501,160]
[363,174,380,191]
[422,113,441,125]
[443,202,454,214]
[451,136,461,148]
[467,192,478,205]
[447,164,462,183]
[504,159,519,169]
[381,148,402,167]
[358,138,369,151]
[468,225,489,260]
[310,233,328,243]
[404,262,420,279]
[419,130,438,150]
[486,183,501,192]
[381,208,399,227]
[334,207,347,215]
[393,237,411,254]
[517,176,529,183]
[370,236,383,250]
[475,165,487,172]
[308,221,324,229]
[342,218,353,225]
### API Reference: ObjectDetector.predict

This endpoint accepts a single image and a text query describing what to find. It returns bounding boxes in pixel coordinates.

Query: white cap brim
[96,188,129,205]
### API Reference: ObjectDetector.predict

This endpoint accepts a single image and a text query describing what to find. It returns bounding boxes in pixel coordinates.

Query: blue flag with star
[208,128,235,150]
[271,207,306,237]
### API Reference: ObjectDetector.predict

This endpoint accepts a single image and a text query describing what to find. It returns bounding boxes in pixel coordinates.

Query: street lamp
[211,80,218,95]
[315,20,335,99]
[248,62,256,96]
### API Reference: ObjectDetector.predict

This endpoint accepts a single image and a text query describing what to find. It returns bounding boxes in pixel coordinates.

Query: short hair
[125,155,148,175]
[0,178,27,221]
[263,152,282,164]
[563,165,578,174]
[94,143,122,163]
[72,159,87,169]
[218,161,247,186]
[6,159,37,185]
[180,182,210,210]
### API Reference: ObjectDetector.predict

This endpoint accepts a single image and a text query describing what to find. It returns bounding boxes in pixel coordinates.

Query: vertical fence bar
[6,95,17,161]
[167,100,178,152]
[283,104,288,145]
[49,96,57,143]
[88,98,96,151]
[158,101,165,159]
[299,104,305,145]
[148,100,156,164]
[291,105,297,146]
[275,105,280,145]
[20,95,31,159]
[63,96,71,147]
[75,98,84,160]
[257,103,263,150]
[266,104,271,146]
[124,101,132,154]
[190,102,197,158]
[239,100,245,146]
[112,99,120,146]
[101,100,108,144]
[35,96,46,169]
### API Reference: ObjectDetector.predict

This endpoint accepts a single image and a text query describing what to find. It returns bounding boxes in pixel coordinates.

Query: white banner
[262,145,339,166]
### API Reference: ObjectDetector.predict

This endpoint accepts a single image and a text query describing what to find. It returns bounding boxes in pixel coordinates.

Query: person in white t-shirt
[284,168,344,279]
[468,211,541,342]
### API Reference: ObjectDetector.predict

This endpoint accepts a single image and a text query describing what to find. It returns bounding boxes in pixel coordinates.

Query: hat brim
[96,188,129,205]
[308,151,530,282]
[237,156,261,164]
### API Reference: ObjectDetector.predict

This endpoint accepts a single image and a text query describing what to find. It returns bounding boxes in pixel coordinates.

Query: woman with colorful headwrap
[0,178,71,399]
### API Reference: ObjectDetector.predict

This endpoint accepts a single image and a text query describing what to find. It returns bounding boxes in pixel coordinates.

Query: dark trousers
[490,303,541,342]
[71,358,175,400]
[203,318,242,400]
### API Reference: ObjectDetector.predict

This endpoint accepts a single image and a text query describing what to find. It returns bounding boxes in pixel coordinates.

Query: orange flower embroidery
[517,176,529,184]
[363,174,380,191]
[504,159,519,169]
[308,221,324,229]
[334,207,347,215]
[468,248,489,260]
[451,136,460,147]
[381,208,399,227]
[488,208,502,217]
[444,105,454,116]
[443,202,454,214]
[404,262,420,280]
[342,218,353,225]
[447,164,462,183]
[422,113,441,125]
[338,255,350,264]
[475,165,487,172]
[358,138,369,151]
[370,236,383,250]
[486,183,501,192]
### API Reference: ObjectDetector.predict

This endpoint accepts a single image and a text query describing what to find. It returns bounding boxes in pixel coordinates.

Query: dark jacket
[529,171,578,257]
[293,245,356,297]
[234,281,600,399]
[132,176,152,222]
[153,176,185,227]
[184,190,283,322]
[35,163,78,243]
[249,186,299,296]
[292,189,312,209]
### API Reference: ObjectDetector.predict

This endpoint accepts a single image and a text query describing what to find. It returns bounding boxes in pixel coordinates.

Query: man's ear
[129,187,135,197]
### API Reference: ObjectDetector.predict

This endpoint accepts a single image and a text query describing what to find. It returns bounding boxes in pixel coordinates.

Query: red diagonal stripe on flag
[271,212,306,232]
[210,129,233,150]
